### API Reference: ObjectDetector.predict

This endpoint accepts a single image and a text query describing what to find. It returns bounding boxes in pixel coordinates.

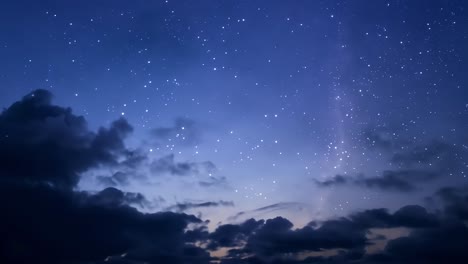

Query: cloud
[0,89,132,189]
[167,200,234,213]
[391,140,467,174]
[362,187,468,264]
[151,117,201,147]
[316,170,437,192]
[315,175,349,187]
[432,186,468,221]
[93,149,149,187]
[97,171,131,187]
[364,127,411,151]
[2,90,468,264]
[199,175,229,188]
[150,154,216,176]
[316,134,466,192]
[207,218,264,250]
[361,170,436,191]
[349,205,439,229]
[226,202,306,223]
[83,187,151,208]
[252,202,306,213]
[0,180,209,264]
[0,90,212,264]
[378,222,468,264]
[119,149,148,169]
[219,188,464,263]
[226,216,368,259]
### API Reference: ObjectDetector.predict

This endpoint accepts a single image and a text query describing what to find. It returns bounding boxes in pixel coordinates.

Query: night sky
[1,1,468,263]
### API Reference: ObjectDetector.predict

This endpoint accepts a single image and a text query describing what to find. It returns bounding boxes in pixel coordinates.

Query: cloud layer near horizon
[1,90,467,264]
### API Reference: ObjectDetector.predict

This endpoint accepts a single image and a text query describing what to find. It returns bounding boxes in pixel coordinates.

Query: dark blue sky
[1,0,468,236]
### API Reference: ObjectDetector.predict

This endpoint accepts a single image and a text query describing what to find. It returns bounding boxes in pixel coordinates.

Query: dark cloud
[97,171,131,187]
[199,175,229,188]
[2,90,468,264]
[208,219,264,250]
[119,150,148,169]
[364,127,411,151]
[218,216,367,260]
[95,150,148,187]
[316,132,468,192]
[0,182,208,264]
[83,187,151,208]
[391,140,465,171]
[0,90,211,264]
[361,187,468,264]
[360,170,436,191]
[349,205,439,229]
[253,202,306,213]
[315,169,437,192]
[379,222,468,264]
[237,216,367,258]
[226,202,306,222]
[219,189,464,263]
[0,89,132,189]
[325,129,468,193]
[150,154,216,176]
[315,175,348,187]
[151,117,201,147]
[167,200,234,213]
[432,186,468,221]
[391,205,440,228]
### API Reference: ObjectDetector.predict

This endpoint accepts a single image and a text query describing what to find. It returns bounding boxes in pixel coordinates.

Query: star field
[1,1,468,263]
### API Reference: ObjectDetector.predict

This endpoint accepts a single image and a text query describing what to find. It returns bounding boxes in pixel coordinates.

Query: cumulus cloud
[227,202,307,222]
[151,117,201,147]
[2,90,468,264]
[316,130,467,192]
[83,187,151,208]
[0,90,211,264]
[0,89,132,189]
[97,171,131,187]
[315,170,437,192]
[167,200,234,213]
[0,183,206,264]
[150,154,216,176]
[199,175,229,188]
[217,189,467,263]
